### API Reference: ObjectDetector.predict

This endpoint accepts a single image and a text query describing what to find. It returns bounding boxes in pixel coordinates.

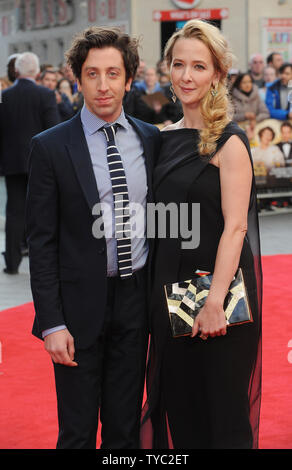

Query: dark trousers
[4,174,28,271]
[53,267,149,449]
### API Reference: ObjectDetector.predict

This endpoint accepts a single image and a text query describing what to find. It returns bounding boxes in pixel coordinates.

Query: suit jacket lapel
[66,113,155,217]
[66,113,101,217]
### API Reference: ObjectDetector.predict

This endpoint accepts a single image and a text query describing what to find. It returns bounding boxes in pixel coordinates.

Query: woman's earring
[210,84,218,97]
[170,84,177,103]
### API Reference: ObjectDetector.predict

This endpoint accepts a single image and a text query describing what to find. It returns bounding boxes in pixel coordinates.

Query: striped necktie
[101,124,132,279]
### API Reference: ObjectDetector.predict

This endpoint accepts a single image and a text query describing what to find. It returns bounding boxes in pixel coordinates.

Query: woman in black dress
[141,20,262,449]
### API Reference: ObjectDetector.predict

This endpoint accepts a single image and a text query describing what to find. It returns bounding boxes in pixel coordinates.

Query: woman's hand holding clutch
[191,301,227,340]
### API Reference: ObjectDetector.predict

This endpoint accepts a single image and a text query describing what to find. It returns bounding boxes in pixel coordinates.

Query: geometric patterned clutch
[164,268,253,338]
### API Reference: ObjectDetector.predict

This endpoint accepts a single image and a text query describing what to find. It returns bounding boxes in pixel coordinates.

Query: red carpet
[259,254,292,449]
[0,254,291,449]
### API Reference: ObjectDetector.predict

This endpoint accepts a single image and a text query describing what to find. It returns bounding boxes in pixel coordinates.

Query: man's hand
[44,329,78,367]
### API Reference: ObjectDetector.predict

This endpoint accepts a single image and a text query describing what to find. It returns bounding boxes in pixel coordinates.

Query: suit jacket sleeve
[26,136,65,333]
[40,89,60,129]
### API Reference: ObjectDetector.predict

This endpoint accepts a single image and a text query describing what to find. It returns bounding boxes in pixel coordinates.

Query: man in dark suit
[26,27,161,449]
[277,121,292,166]
[0,52,59,274]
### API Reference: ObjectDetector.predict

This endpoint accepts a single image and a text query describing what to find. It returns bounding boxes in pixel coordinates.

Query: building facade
[0,0,292,76]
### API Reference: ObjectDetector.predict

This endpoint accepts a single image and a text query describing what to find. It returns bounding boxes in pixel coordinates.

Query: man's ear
[125,77,133,93]
[77,79,82,93]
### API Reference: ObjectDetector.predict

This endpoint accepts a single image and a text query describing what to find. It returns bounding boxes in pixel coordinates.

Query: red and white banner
[264,18,292,29]
[153,8,229,22]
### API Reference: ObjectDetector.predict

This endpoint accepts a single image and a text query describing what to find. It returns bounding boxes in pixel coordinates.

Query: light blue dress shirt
[42,104,148,338]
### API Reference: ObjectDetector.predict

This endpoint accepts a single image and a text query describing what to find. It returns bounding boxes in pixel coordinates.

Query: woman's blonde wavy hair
[164,19,234,156]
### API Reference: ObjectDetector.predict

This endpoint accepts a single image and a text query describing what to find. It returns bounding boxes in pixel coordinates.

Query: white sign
[261,18,292,63]
[171,0,202,9]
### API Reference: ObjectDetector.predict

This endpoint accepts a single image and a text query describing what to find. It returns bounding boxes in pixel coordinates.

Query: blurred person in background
[36,63,55,84]
[231,73,270,139]
[134,66,163,94]
[61,63,84,113]
[267,52,284,76]
[249,53,265,88]
[159,73,171,86]
[0,52,59,274]
[133,58,146,86]
[156,58,169,76]
[252,126,285,170]
[41,69,74,122]
[252,126,286,211]
[277,121,292,166]
[276,121,292,207]
[123,85,156,123]
[265,62,292,120]
[0,77,11,90]
[63,63,78,93]
[258,66,277,101]
[130,67,166,124]
[57,77,74,103]
[40,68,58,90]
[6,53,20,84]
[133,66,182,125]
[157,58,171,86]
[55,67,64,82]
[227,68,239,90]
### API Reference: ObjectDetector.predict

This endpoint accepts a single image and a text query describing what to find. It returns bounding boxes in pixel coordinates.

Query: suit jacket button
[98,247,105,254]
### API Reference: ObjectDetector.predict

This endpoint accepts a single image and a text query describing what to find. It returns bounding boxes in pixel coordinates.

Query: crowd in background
[1,48,292,212]
[1,49,292,133]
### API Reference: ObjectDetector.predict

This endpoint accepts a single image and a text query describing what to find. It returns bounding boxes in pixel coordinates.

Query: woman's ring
[200,334,208,340]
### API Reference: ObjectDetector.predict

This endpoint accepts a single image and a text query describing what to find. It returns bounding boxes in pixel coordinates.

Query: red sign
[265,18,292,29]
[153,8,229,22]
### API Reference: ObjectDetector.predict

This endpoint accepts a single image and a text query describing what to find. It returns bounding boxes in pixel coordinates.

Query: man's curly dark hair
[65,26,140,84]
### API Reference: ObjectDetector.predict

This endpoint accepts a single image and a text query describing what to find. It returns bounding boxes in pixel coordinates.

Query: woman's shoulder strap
[215,121,249,153]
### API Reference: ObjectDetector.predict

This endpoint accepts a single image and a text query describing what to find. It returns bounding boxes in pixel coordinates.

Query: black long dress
[141,121,262,449]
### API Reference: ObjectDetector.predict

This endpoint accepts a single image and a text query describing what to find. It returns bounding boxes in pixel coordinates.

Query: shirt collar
[14,77,36,86]
[81,103,129,136]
